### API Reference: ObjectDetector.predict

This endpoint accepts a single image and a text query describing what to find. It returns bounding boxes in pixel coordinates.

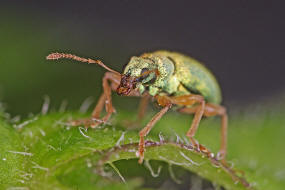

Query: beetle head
[117,55,175,96]
[117,56,160,96]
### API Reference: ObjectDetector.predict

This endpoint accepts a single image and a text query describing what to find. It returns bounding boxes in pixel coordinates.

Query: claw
[189,137,200,151]
[138,154,144,164]
[136,149,144,164]
[91,118,111,125]
[216,150,226,161]
[68,118,104,128]
[138,137,145,164]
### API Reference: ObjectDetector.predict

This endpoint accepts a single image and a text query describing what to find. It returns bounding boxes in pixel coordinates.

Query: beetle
[46,50,228,164]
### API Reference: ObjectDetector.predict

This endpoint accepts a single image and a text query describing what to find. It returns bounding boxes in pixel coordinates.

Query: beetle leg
[120,92,150,129]
[184,98,205,150]
[91,93,106,119]
[157,94,206,149]
[138,104,172,164]
[99,73,142,124]
[137,93,150,121]
[70,72,121,128]
[99,72,120,124]
[179,103,228,161]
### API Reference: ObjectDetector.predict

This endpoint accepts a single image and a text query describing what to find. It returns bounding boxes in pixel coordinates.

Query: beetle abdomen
[153,51,222,104]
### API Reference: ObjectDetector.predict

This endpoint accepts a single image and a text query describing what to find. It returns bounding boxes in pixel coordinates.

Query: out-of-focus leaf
[0,109,284,190]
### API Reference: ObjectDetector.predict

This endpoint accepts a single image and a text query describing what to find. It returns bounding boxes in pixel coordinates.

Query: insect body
[47,50,228,164]
[121,51,222,103]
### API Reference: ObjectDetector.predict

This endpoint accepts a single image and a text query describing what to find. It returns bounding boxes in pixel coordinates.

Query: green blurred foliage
[0,108,285,189]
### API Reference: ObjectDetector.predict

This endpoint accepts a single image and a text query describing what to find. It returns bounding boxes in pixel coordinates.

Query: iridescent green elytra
[123,50,222,104]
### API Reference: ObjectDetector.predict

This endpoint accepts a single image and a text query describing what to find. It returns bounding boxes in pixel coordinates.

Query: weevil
[46,50,228,164]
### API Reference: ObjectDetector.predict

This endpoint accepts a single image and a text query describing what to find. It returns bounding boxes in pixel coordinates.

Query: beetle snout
[116,86,131,95]
[116,75,136,96]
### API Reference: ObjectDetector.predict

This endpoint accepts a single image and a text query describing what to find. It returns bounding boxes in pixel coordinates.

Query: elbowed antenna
[46,52,121,75]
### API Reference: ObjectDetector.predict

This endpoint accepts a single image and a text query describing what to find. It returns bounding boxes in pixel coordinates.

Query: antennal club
[46,52,120,75]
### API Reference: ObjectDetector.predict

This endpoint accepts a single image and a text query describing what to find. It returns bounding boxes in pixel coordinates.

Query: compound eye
[141,68,149,74]
[139,68,149,81]
[135,68,149,82]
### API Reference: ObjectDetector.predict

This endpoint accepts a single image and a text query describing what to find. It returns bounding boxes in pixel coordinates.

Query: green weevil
[46,50,228,164]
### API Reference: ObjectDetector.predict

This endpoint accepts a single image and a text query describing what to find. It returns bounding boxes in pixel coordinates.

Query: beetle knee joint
[139,130,146,137]
[186,133,194,138]
[220,107,227,115]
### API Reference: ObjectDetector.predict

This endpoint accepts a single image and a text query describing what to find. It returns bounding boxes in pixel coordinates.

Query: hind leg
[137,94,204,164]
[154,94,228,161]
[179,103,228,161]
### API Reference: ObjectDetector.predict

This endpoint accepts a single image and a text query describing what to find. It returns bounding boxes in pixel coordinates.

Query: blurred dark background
[0,0,284,116]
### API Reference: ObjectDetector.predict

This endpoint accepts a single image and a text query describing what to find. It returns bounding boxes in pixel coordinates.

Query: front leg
[70,72,121,128]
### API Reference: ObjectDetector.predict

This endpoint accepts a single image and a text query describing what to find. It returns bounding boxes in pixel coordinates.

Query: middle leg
[162,94,206,148]
[138,103,172,163]
[120,92,150,129]
[137,93,151,121]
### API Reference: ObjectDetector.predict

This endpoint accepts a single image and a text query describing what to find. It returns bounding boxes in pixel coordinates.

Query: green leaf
[0,109,284,190]
[0,118,25,188]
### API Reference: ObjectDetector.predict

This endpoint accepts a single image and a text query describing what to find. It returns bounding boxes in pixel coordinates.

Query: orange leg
[138,103,172,163]
[121,92,150,129]
[71,72,121,128]
[137,94,205,164]
[137,93,150,121]
[169,95,206,149]
[179,103,228,161]
[91,93,106,119]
